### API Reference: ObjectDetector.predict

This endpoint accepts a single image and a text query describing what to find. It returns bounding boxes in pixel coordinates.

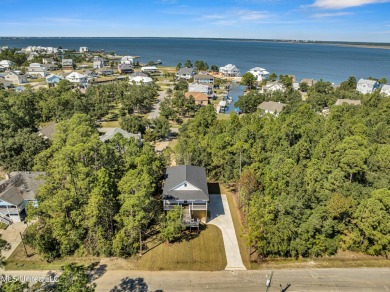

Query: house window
[184,182,187,187]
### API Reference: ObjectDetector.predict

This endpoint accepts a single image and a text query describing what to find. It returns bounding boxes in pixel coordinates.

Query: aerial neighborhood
[0,42,389,290]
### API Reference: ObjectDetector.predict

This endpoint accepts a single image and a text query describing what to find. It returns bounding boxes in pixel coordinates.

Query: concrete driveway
[208,194,246,271]
[0,222,27,259]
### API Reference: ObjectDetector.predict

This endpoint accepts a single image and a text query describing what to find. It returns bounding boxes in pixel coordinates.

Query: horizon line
[1,36,390,46]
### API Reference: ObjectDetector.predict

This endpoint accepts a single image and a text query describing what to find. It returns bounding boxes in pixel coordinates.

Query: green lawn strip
[220,184,251,269]
[217,113,230,120]
[250,253,390,270]
[99,121,120,128]
[137,225,226,271]
[5,244,100,271]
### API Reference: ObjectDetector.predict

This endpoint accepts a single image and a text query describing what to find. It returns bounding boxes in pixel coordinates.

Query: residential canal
[225,82,245,114]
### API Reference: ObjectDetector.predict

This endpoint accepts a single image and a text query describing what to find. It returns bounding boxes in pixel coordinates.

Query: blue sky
[1,0,390,42]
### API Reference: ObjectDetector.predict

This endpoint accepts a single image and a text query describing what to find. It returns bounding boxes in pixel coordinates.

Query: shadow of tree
[110,277,149,292]
[87,262,107,281]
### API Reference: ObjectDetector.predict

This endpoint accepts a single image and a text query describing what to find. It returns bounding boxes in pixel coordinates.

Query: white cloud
[309,0,390,9]
[311,12,353,17]
[203,9,272,25]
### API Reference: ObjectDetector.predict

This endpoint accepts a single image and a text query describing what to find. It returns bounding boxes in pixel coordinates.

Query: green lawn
[217,113,230,120]
[100,121,120,128]
[6,225,226,271]
[137,224,226,271]
[5,244,101,271]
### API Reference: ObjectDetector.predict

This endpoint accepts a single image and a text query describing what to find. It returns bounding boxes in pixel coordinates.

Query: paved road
[148,87,173,119]
[208,194,246,271]
[2,269,390,291]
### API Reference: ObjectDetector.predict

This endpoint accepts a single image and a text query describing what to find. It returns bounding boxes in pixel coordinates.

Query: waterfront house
[4,71,27,84]
[66,72,88,85]
[380,84,390,96]
[118,64,133,74]
[141,66,159,73]
[219,64,240,77]
[300,78,318,87]
[0,60,13,69]
[62,59,74,71]
[121,56,135,65]
[46,74,63,87]
[261,82,286,93]
[99,128,141,142]
[162,165,209,225]
[79,47,89,53]
[335,99,362,106]
[129,72,153,85]
[185,92,209,106]
[189,82,213,97]
[248,67,269,82]
[258,101,286,115]
[176,67,196,80]
[194,73,214,84]
[0,172,45,223]
[356,78,380,94]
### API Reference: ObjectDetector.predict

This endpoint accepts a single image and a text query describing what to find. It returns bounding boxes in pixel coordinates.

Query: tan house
[185,91,209,106]
[62,59,74,71]
[4,71,27,84]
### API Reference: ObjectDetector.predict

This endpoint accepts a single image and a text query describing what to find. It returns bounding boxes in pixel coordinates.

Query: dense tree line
[25,114,167,260]
[0,80,159,171]
[175,88,390,258]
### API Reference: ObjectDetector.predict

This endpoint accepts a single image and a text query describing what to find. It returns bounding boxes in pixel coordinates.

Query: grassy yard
[5,244,101,271]
[99,121,120,128]
[217,113,230,120]
[137,224,226,271]
[6,225,226,271]
[250,250,390,270]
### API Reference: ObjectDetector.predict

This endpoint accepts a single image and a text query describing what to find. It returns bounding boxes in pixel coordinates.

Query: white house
[0,60,13,69]
[66,72,88,84]
[141,66,158,73]
[129,75,153,85]
[27,63,47,78]
[261,82,286,93]
[356,78,380,94]
[219,64,240,77]
[380,84,390,96]
[121,56,135,65]
[248,67,269,82]
[176,67,196,80]
[79,47,89,53]
[93,58,105,69]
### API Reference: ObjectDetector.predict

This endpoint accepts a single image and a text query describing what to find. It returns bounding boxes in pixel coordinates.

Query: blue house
[46,74,63,87]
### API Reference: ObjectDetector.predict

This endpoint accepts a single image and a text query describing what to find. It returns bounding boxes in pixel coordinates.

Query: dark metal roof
[163,165,209,201]
[0,172,45,205]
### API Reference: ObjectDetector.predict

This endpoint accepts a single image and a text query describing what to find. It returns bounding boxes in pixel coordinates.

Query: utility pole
[265,271,274,292]
[20,232,28,257]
